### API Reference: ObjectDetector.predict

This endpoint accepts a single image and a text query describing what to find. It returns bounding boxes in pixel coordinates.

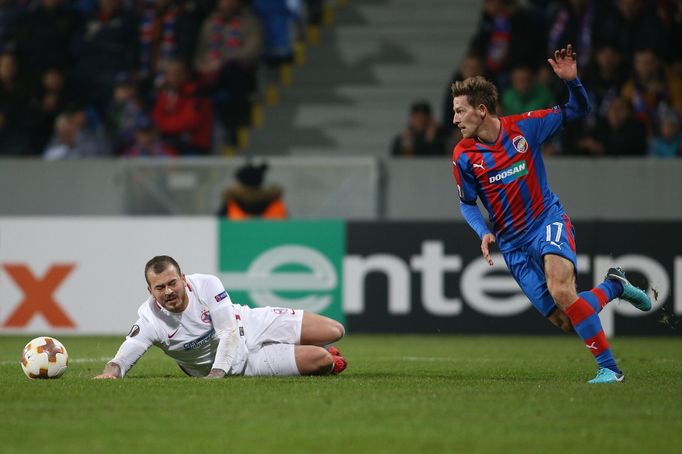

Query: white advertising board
[0,218,216,334]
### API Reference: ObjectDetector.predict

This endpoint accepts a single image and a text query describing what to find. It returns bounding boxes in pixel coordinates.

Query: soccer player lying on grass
[450,44,652,384]
[95,255,347,379]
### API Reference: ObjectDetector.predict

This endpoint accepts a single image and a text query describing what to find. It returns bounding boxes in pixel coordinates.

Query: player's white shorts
[244,343,298,376]
[240,306,304,376]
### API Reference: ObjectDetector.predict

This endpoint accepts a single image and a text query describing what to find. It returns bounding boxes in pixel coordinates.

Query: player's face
[453,96,484,139]
[147,265,188,313]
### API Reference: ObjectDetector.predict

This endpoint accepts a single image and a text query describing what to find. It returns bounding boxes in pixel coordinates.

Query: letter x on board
[2,264,76,328]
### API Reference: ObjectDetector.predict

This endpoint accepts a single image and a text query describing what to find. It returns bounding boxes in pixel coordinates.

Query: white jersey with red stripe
[111,273,249,377]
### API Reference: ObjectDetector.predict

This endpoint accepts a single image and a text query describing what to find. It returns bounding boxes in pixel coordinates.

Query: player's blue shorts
[502,213,578,317]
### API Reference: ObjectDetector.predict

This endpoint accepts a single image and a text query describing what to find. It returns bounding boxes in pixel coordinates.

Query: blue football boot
[606,267,652,311]
[587,367,625,384]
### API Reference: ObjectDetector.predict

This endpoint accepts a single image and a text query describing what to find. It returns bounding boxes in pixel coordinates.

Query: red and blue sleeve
[452,153,478,204]
[453,154,490,239]
[519,78,591,145]
[562,78,591,122]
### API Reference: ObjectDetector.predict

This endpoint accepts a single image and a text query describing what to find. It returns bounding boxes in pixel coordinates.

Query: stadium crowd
[394,0,682,158]
[0,0,321,158]
[0,0,679,159]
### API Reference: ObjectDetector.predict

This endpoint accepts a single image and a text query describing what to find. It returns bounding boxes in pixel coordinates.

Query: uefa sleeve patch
[214,291,228,302]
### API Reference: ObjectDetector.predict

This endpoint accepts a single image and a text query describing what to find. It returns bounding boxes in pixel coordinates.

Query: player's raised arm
[547,43,591,122]
[547,44,578,81]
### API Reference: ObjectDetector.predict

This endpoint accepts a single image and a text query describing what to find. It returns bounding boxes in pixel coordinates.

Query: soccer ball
[21,336,69,379]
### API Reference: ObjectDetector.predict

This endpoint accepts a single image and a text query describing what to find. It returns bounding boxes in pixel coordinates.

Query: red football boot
[326,345,343,357]
[330,354,347,375]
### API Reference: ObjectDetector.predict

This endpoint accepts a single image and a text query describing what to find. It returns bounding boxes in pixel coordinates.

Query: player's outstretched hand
[94,373,119,379]
[547,44,578,81]
[205,368,227,379]
[481,233,496,266]
[94,362,121,379]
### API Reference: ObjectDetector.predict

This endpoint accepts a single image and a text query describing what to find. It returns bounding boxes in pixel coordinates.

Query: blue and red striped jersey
[452,106,566,252]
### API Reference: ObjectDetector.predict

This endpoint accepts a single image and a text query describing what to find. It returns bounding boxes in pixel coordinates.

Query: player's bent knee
[301,313,345,345]
[548,285,577,310]
[330,320,345,342]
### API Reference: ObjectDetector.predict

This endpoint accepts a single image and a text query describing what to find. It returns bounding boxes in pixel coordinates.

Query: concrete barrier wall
[1,157,681,219]
[384,157,682,220]
[0,157,379,219]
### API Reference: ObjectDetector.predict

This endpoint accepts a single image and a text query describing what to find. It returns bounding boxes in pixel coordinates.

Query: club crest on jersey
[214,291,228,302]
[201,309,211,323]
[512,135,528,153]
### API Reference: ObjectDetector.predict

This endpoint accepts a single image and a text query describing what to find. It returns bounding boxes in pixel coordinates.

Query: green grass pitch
[1,334,681,453]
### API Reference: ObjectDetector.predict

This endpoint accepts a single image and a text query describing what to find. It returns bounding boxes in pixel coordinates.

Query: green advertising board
[218,220,345,323]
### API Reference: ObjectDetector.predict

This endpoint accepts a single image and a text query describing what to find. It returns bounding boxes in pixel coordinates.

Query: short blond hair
[451,76,498,113]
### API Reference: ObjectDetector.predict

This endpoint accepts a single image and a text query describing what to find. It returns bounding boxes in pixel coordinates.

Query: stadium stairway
[243,0,480,157]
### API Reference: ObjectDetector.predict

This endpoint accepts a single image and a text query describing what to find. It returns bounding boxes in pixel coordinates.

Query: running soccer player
[95,255,347,379]
[450,44,652,384]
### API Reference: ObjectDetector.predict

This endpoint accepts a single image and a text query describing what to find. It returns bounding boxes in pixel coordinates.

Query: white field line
[0,356,110,366]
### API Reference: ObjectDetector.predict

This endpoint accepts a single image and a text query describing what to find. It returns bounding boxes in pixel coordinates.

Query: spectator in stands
[469,0,547,91]
[500,65,554,115]
[151,58,213,155]
[594,0,669,65]
[70,0,139,114]
[0,50,30,155]
[391,100,447,157]
[582,42,628,123]
[216,160,288,219]
[105,72,145,154]
[122,115,176,157]
[546,0,605,70]
[26,66,69,155]
[194,0,262,144]
[43,112,77,159]
[0,0,20,48]
[43,107,111,159]
[648,107,682,158]
[660,0,682,63]
[72,0,98,16]
[621,47,682,137]
[562,42,627,155]
[74,103,112,155]
[136,0,205,92]
[575,96,646,156]
[252,0,302,67]
[13,0,78,88]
